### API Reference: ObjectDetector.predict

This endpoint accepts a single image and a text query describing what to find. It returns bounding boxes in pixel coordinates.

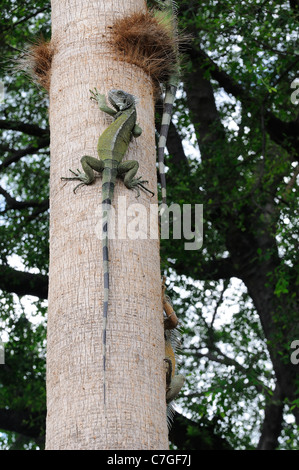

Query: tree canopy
[0,0,298,450]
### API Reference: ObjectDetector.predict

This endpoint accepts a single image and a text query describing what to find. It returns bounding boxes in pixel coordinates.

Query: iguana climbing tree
[46,0,167,450]
[1,0,298,452]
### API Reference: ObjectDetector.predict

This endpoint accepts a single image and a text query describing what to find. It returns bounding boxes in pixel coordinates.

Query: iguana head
[108,89,137,111]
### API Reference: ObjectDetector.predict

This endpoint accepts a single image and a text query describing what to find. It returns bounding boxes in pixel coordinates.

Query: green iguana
[61,88,154,407]
[162,277,185,428]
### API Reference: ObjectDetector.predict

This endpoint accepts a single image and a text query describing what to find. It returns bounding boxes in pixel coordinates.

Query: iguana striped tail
[102,163,117,408]
[155,0,180,210]
[158,79,178,207]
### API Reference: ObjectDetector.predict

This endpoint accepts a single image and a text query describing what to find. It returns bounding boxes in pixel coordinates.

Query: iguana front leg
[90,88,117,116]
[132,123,142,138]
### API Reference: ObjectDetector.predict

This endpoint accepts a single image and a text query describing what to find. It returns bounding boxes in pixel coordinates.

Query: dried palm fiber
[16,37,54,91]
[110,10,180,97]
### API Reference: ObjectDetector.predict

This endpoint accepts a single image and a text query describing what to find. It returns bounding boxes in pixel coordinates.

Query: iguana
[162,277,185,428]
[61,88,154,407]
[153,0,181,211]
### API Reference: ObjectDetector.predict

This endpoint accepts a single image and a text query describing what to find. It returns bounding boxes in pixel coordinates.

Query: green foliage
[0,0,50,449]
[160,0,298,450]
[0,293,46,449]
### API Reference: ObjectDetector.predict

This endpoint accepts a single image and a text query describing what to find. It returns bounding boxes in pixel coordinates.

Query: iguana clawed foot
[61,169,91,193]
[89,87,105,105]
[128,177,155,198]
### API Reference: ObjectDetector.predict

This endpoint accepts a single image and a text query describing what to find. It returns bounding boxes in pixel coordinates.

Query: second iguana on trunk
[162,277,185,428]
[61,88,154,408]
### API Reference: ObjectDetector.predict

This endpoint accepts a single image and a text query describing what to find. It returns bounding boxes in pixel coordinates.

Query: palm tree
[46,0,168,449]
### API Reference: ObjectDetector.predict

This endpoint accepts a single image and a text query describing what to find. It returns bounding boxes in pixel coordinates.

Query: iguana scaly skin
[61,88,154,407]
[162,277,185,428]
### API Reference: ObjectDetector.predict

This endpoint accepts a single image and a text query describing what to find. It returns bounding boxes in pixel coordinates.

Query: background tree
[0,0,298,450]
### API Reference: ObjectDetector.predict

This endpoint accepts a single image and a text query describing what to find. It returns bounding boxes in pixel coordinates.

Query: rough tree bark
[46,0,168,449]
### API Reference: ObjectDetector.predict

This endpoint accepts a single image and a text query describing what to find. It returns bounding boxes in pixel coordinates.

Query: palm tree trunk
[46,0,168,449]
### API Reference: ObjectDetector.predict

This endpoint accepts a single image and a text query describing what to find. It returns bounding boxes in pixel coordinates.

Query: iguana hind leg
[61,156,105,193]
[117,160,154,197]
